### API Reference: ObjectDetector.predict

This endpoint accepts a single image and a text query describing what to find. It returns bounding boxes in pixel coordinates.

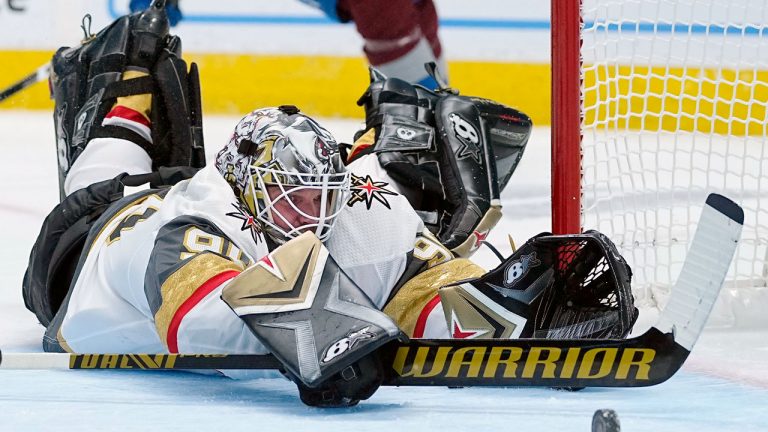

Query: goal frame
[551,0,582,235]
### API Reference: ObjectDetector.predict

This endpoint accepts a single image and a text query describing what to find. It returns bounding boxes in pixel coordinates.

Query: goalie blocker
[221,232,403,407]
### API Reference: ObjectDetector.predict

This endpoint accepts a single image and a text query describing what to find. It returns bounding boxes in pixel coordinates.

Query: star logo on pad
[254,253,286,281]
[472,229,489,250]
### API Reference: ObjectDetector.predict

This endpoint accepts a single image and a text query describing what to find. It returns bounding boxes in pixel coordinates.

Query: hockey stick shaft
[0,330,690,388]
[0,64,50,103]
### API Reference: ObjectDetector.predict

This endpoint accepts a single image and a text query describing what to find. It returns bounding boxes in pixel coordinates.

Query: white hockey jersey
[45,137,426,357]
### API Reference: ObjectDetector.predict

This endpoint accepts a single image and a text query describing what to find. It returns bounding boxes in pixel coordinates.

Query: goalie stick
[0,193,743,388]
[0,64,50,104]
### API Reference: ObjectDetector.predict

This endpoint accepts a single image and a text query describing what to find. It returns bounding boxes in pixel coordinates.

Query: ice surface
[0,112,765,431]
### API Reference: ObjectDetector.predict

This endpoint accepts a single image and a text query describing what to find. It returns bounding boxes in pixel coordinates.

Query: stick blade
[654,193,743,351]
[706,193,744,225]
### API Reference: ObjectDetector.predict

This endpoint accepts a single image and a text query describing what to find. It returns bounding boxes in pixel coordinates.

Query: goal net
[551,0,768,327]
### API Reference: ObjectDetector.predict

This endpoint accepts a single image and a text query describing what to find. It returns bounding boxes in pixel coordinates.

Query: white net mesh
[579,0,768,326]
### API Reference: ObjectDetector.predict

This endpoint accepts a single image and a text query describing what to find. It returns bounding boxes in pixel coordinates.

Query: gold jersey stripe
[154,253,243,348]
[348,128,376,161]
[383,258,486,337]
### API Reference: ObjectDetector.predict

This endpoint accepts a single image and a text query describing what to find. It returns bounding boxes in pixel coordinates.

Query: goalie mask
[215,106,350,243]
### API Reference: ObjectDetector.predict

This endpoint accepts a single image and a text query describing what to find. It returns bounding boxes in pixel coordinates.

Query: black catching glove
[439,230,638,341]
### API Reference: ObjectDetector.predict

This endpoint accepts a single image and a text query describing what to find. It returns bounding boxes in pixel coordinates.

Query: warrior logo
[347,174,398,209]
[503,252,541,287]
[322,326,376,363]
[449,113,481,163]
[396,127,417,141]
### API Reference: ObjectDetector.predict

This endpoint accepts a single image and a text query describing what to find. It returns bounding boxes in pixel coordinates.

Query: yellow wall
[0,51,57,111]
[0,50,552,125]
[4,50,767,136]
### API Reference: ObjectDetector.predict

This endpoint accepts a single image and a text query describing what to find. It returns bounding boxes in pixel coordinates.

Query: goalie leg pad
[52,16,134,197]
[221,232,403,406]
[51,9,205,199]
[433,95,532,253]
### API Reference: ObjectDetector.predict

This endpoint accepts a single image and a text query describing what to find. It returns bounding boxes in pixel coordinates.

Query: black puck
[592,409,620,432]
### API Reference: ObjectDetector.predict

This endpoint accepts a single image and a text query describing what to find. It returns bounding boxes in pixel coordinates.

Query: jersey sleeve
[145,216,265,354]
[381,228,480,338]
[324,155,428,308]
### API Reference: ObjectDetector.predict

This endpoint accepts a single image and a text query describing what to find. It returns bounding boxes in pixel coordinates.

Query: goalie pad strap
[449,204,503,258]
[102,75,156,99]
[89,125,155,157]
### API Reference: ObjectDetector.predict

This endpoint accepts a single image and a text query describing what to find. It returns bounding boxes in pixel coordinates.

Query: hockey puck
[591,409,620,432]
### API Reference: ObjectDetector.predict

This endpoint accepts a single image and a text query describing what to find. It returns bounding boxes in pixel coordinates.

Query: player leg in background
[336,0,447,88]
[138,0,447,87]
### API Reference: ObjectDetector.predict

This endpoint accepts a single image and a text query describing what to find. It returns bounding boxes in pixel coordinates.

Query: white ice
[0,111,766,431]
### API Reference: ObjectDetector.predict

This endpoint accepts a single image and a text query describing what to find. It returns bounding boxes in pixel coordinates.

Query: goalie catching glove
[437,230,638,340]
[348,67,532,257]
[50,1,205,198]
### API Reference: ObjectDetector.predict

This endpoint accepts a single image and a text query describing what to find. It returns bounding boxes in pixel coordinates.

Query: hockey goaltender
[20,1,649,407]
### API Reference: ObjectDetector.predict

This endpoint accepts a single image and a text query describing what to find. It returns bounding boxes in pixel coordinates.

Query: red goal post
[549,0,768,327]
[551,0,582,236]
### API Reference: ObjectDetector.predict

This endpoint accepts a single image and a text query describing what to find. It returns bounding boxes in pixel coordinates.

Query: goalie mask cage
[551,0,768,327]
